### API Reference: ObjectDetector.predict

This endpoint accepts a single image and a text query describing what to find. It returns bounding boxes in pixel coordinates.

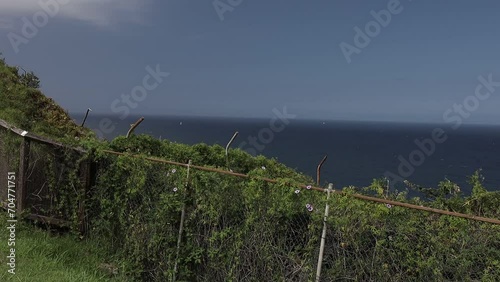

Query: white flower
[306,185,312,190]
[173,187,178,192]
[261,166,266,170]
[295,189,300,194]
[171,169,177,173]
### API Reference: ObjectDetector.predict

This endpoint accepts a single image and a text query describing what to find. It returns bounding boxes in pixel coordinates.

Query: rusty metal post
[316,155,328,186]
[225,131,239,170]
[126,117,145,138]
[81,108,92,127]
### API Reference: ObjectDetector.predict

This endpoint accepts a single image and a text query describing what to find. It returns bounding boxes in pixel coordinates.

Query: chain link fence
[1,123,499,281]
[89,149,324,281]
[0,120,90,230]
[321,192,500,281]
[88,147,499,281]
[24,140,88,226]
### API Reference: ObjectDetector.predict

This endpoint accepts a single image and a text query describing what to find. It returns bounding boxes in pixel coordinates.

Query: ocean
[73,114,500,194]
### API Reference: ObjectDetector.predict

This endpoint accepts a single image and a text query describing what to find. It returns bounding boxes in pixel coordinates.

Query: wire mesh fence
[1,122,499,281]
[0,120,90,229]
[24,140,87,225]
[88,147,499,281]
[89,150,324,281]
[321,192,500,281]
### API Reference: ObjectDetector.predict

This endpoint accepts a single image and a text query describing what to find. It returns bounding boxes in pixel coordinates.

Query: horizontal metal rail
[0,119,86,153]
[101,150,500,225]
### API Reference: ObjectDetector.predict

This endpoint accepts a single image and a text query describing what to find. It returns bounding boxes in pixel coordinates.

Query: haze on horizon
[1,0,499,125]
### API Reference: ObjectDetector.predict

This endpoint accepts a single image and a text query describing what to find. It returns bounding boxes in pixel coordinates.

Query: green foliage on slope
[0,57,93,144]
[86,135,321,281]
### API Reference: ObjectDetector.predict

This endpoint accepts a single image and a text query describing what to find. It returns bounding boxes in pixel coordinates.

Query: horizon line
[69,112,500,127]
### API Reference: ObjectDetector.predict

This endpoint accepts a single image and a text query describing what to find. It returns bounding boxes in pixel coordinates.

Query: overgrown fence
[94,149,500,281]
[1,119,499,281]
[0,119,91,232]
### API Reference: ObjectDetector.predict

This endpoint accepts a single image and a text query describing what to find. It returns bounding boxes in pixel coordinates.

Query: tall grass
[0,213,128,281]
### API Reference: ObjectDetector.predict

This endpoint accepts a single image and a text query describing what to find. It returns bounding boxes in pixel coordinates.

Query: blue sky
[1,0,500,124]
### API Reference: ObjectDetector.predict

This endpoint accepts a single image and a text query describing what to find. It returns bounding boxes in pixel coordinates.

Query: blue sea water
[74,114,500,194]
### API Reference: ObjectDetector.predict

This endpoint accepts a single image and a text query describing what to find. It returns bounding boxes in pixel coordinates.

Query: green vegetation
[0,56,93,144]
[86,135,320,281]
[83,135,499,281]
[1,57,499,281]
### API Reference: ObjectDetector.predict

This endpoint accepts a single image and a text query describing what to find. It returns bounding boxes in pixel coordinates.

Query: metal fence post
[316,183,333,282]
[225,131,239,171]
[173,160,191,282]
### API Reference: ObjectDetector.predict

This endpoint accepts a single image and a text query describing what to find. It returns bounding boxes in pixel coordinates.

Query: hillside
[0,57,93,143]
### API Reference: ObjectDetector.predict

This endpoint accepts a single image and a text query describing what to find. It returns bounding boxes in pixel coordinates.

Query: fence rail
[101,149,500,225]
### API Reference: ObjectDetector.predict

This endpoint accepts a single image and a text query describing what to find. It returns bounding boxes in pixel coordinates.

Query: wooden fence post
[79,156,92,235]
[17,138,30,215]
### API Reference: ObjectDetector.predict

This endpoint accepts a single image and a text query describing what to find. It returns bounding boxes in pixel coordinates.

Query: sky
[1,0,500,124]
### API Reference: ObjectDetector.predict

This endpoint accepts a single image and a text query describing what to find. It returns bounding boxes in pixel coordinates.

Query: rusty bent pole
[316,155,328,186]
[81,108,92,127]
[225,131,239,170]
[126,117,145,138]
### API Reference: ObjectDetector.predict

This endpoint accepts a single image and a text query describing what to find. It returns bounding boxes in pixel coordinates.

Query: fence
[0,119,91,232]
[1,119,499,281]
[89,150,322,281]
[89,144,499,281]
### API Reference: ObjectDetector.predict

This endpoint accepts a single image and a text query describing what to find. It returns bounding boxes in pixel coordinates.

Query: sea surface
[74,114,500,194]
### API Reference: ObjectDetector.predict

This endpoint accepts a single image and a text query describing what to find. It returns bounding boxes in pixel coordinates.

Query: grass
[0,212,128,282]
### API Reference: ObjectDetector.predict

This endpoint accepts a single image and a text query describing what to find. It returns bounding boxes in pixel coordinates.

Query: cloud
[0,0,152,28]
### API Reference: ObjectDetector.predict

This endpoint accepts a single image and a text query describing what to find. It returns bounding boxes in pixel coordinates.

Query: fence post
[316,155,328,186]
[173,160,191,282]
[316,183,333,282]
[78,157,92,235]
[17,138,30,215]
[225,131,239,170]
